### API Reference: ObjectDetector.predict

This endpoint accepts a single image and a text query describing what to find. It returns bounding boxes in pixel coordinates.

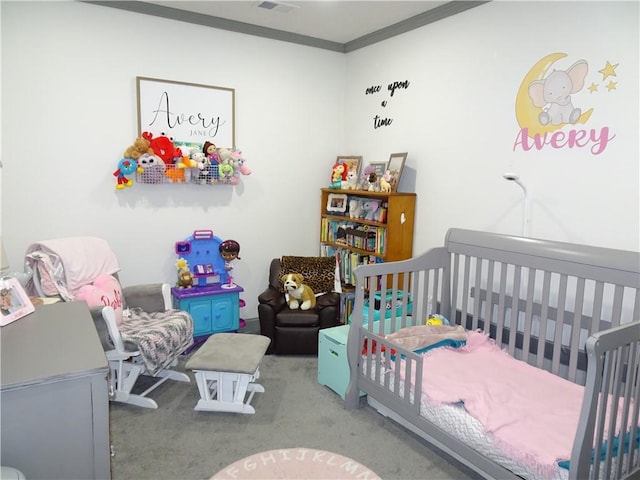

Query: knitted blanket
[119,308,194,375]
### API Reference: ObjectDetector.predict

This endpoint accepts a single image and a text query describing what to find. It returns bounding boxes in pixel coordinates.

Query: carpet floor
[109,353,480,480]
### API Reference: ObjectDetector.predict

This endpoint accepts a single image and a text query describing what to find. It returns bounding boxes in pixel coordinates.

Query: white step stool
[185,333,271,414]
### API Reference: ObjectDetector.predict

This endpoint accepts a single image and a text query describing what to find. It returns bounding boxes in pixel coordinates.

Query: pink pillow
[75,274,124,325]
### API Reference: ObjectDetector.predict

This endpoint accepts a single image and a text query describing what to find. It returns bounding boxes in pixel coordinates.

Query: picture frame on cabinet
[386,152,407,192]
[326,193,348,213]
[336,155,363,176]
[0,277,35,327]
[369,162,387,177]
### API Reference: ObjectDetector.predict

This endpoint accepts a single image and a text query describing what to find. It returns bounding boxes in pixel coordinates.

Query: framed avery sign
[137,76,235,148]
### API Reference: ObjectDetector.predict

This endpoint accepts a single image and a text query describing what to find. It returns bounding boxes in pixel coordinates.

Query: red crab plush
[141,131,183,166]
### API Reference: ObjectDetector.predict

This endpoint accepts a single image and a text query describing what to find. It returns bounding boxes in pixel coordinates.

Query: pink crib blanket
[401,330,588,477]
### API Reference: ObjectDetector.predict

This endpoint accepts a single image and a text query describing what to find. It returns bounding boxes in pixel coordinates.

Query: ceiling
[87,1,489,52]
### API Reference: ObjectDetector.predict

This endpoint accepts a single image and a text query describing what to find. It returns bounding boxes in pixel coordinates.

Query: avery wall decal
[513,53,619,156]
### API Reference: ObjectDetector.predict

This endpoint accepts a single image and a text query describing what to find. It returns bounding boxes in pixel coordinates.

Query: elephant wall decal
[528,60,589,126]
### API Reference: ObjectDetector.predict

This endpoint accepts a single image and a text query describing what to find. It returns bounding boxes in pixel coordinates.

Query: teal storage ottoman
[317,325,351,399]
[317,319,408,399]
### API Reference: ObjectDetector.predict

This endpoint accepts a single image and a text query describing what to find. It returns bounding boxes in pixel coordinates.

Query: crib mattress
[364,360,569,480]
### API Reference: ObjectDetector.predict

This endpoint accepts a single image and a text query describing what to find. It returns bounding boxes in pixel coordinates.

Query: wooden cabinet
[0,302,111,479]
[320,188,416,286]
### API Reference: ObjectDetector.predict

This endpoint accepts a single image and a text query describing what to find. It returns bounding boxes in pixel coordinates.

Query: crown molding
[82,1,489,53]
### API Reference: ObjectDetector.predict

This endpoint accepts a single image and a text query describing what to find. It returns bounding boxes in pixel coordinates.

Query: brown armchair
[258,256,341,355]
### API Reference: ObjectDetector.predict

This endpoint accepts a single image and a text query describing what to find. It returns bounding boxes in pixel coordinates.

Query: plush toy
[230,149,252,176]
[360,164,375,190]
[362,199,380,220]
[123,136,154,160]
[189,148,206,169]
[216,147,234,164]
[426,314,450,326]
[218,162,235,182]
[137,153,166,184]
[141,131,183,166]
[165,155,198,183]
[176,258,193,289]
[217,148,252,178]
[349,198,364,219]
[197,157,216,184]
[343,167,359,190]
[380,170,392,192]
[367,171,379,191]
[113,158,140,190]
[281,273,316,310]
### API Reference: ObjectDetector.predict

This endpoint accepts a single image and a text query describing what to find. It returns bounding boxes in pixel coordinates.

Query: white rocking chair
[101,284,191,409]
[25,237,193,410]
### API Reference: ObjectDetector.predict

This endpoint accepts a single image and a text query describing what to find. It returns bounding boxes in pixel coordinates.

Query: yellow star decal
[599,61,618,80]
[606,80,617,91]
[588,82,598,93]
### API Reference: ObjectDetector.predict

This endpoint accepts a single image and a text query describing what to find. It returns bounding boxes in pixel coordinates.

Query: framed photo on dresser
[0,277,35,327]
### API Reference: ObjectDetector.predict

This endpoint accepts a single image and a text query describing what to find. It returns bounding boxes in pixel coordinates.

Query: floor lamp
[503,173,530,237]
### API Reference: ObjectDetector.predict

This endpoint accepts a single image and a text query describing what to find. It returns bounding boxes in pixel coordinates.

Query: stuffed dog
[281,273,316,310]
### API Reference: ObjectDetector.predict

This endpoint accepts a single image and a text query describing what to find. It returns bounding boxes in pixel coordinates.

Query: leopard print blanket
[280,256,337,294]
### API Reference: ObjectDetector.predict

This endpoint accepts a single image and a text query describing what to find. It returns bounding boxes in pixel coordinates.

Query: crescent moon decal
[515,52,593,138]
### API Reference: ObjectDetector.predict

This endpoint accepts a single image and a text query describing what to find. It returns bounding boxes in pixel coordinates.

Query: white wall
[1,1,346,317]
[2,1,638,319]
[345,1,639,252]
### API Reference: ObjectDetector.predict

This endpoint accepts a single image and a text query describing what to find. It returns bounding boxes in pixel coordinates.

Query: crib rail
[570,321,640,480]
[345,247,449,409]
[445,229,640,384]
[345,228,640,480]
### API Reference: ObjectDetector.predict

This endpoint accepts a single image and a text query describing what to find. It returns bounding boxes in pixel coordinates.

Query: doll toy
[330,160,347,187]
[202,141,219,164]
[219,239,241,288]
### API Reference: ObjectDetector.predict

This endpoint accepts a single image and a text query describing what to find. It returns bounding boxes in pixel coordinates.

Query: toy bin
[317,319,407,399]
[359,289,413,323]
[318,325,352,400]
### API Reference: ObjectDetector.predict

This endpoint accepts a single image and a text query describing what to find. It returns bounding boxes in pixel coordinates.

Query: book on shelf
[322,248,383,286]
[322,219,387,255]
[339,288,355,324]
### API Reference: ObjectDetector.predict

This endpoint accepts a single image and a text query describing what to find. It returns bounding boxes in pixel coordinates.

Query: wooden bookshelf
[320,188,416,286]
